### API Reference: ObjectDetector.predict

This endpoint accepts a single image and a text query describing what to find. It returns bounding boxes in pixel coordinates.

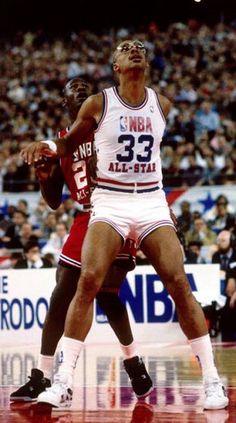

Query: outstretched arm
[21,93,103,164]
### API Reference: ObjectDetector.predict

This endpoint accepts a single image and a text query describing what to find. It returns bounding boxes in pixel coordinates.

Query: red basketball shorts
[59,212,136,270]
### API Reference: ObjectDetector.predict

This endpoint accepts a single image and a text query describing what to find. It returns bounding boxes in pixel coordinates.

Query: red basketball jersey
[58,128,94,205]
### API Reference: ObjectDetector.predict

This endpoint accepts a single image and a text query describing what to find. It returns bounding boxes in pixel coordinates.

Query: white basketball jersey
[94,86,166,190]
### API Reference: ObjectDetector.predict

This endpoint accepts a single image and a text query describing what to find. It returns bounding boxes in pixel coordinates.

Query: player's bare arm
[158,93,172,118]
[20,93,103,165]
[34,159,65,209]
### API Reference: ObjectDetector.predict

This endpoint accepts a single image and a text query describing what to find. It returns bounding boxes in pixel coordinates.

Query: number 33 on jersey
[94,87,166,185]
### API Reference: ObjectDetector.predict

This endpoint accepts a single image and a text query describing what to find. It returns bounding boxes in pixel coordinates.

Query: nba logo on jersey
[59,350,64,363]
[120,116,127,131]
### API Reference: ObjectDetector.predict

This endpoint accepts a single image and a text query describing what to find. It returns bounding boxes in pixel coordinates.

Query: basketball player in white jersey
[21,40,229,410]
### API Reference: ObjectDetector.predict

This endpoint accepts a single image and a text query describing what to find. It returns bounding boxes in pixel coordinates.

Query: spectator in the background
[211,230,236,272]
[17,222,39,248]
[2,209,27,249]
[177,200,193,235]
[205,195,235,233]
[219,259,236,341]
[60,198,77,229]
[29,197,49,228]
[194,101,220,138]
[0,252,23,269]
[14,240,52,269]
[177,231,201,264]
[2,157,29,192]
[41,212,58,239]
[185,216,217,247]
[181,155,204,186]
[41,222,69,262]
[187,241,206,264]
[0,24,235,190]
[17,199,29,217]
[0,212,13,247]
[42,252,57,267]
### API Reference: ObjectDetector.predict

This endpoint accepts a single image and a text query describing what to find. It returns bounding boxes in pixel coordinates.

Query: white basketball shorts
[89,187,175,246]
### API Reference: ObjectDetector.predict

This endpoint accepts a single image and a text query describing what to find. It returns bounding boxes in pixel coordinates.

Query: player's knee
[166,274,192,303]
[79,268,102,299]
[96,291,126,320]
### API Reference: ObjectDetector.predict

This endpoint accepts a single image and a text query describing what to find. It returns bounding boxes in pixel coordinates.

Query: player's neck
[118,78,146,106]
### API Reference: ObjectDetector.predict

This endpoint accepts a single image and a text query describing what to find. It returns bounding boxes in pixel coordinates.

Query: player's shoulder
[151,88,172,118]
[81,92,104,114]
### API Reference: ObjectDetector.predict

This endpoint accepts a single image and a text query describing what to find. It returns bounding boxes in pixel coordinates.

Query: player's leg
[142,226,207,339]
[141,225,229,410]
[97,265,153,398]
[97,267,133,346]
[39,265,79,358]
[97,238,136,346]
[10,264,80,402]
[63,222,123,340]
[37,222,123,407]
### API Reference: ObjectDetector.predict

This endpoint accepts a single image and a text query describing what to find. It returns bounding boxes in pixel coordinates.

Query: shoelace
[205,380,222,397]
[46,382,69,395]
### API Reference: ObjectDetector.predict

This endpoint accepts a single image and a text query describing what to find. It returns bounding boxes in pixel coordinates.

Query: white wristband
[41,140,57,153]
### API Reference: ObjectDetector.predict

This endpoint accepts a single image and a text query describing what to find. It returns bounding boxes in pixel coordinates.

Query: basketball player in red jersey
[21,40,228,410]
[10,78,153,403]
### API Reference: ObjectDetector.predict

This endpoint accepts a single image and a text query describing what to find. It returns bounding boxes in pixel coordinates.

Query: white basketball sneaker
[37,373,73,408]
[203,377,229,410]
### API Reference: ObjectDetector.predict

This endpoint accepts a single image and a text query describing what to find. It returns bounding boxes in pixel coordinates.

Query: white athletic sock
[189,334,219,380]
[58,336,84,381]
[37,354,54,379]
[120,341,138,360]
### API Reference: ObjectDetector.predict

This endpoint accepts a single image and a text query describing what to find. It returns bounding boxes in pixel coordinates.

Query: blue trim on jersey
[97,184,160,194]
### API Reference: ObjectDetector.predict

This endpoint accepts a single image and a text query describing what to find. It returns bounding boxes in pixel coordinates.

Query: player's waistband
[96,178,160,194]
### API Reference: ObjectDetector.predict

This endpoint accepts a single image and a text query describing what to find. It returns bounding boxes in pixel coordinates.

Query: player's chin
[129,61,145,70]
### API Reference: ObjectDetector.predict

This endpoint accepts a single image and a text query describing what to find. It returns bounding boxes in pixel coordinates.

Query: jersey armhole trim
[94,91,107,133]
[153,90,166,124]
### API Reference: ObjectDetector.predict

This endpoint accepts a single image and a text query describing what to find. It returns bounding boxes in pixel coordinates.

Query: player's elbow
[47,200,62,210]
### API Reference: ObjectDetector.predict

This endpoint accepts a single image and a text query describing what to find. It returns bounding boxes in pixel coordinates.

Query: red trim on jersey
[96,177,159,187]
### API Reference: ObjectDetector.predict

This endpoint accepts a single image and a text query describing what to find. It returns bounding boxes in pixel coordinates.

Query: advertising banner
[0,264,222,346]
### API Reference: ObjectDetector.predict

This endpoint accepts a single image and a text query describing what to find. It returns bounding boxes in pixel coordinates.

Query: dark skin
[33,78,135,356]
[21,42,208,344]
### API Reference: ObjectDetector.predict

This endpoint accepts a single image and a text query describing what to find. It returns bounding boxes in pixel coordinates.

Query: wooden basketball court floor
[1,341,235,422]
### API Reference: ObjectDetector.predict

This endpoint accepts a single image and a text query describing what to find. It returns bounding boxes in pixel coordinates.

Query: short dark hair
[188,240,203,248]
[23,240,40,253]
[216,195,228,206]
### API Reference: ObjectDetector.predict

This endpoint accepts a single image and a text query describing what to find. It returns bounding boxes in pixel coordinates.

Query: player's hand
[20,141,58,165]
[34,157,59,182]
[88,154,97,183]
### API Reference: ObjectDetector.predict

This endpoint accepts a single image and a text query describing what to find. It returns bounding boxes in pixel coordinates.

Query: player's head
[112,39,148,78]
[63,77,92,120]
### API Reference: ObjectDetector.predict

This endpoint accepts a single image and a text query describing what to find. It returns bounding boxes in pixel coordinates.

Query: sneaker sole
[10,397,37,402]
[38,400,72,408]
[204,398,229,410]
[135,384,154,399]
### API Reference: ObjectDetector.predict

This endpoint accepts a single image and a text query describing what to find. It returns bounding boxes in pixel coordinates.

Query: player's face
[113,40,147,74]
[63,81,92,120]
